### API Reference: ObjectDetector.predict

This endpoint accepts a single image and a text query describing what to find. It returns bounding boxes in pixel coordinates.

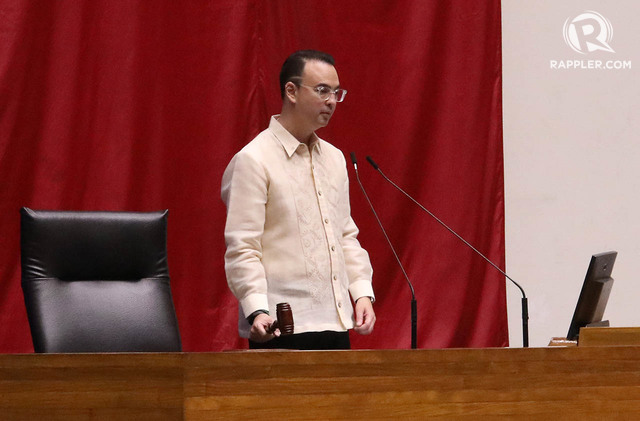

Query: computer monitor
[566,251,617,341]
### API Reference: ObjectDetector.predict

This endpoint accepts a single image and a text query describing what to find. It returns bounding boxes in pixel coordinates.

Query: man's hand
[353,297,376,335]
[249,313,280,343]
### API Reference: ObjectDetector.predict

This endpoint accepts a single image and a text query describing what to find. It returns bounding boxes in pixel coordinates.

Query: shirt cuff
[240,293,270,318]
[349,279,375,304]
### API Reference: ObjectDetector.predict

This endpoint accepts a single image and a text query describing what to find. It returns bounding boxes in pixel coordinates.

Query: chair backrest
[20,207,182,353]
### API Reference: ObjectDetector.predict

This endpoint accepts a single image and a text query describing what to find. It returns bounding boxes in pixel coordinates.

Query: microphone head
[350,152,357,165]
[366,156,379,170]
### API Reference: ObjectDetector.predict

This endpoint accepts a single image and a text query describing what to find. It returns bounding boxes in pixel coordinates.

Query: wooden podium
[549,327,640,347]
[579,326,640,347]
[3,347,640,420]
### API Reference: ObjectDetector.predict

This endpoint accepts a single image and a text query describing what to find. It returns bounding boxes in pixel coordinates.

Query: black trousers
[249,330,350,350]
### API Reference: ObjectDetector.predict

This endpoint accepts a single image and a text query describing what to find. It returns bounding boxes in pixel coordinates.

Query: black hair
[279,50,335,99]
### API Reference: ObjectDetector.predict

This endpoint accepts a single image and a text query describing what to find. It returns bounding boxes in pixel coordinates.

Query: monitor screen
[566,251,617,341]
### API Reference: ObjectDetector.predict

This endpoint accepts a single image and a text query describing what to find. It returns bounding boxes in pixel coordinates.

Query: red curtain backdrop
[0,0,506,352]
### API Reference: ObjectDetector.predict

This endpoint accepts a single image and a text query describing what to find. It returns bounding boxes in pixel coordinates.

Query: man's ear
[285,81,297,103]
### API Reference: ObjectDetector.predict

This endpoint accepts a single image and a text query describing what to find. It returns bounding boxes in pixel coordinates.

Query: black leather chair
[20,208,182,353]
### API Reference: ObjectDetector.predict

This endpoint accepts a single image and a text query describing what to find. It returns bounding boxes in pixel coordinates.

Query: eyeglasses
[297,83,347,103]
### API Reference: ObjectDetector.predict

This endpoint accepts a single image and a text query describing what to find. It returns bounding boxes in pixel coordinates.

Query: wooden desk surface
[2,347,640,420]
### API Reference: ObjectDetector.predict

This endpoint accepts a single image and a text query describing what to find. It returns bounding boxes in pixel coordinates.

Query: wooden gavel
[265,302,294,336]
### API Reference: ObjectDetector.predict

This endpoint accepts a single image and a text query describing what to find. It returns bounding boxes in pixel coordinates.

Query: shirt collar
[269,115,322,158]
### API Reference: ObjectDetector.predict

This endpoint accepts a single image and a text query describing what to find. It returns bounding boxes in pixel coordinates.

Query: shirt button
[324,218,329,224]
[318,191,322,196]
[333,275,337,281]
[338,302,342,308]
[331,245,335,251]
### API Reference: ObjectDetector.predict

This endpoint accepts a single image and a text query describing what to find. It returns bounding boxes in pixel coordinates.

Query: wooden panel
[3,347,640,420]
[0,353,183,421]
[183,347,640,420]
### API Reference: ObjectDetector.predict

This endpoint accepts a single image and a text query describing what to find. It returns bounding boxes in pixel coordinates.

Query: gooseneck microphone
[351,152,418,349]
[365,155,529,348]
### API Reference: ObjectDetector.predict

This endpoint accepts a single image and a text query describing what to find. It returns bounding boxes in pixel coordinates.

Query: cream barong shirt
[222,116,374,338]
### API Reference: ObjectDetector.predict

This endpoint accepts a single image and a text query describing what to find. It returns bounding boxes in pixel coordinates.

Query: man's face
[294,60,340,130]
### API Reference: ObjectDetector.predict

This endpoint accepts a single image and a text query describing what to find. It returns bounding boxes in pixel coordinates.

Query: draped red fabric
[0,0,506,352]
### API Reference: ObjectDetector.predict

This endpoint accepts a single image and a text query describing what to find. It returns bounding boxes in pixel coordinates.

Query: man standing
[221,50,375,350]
